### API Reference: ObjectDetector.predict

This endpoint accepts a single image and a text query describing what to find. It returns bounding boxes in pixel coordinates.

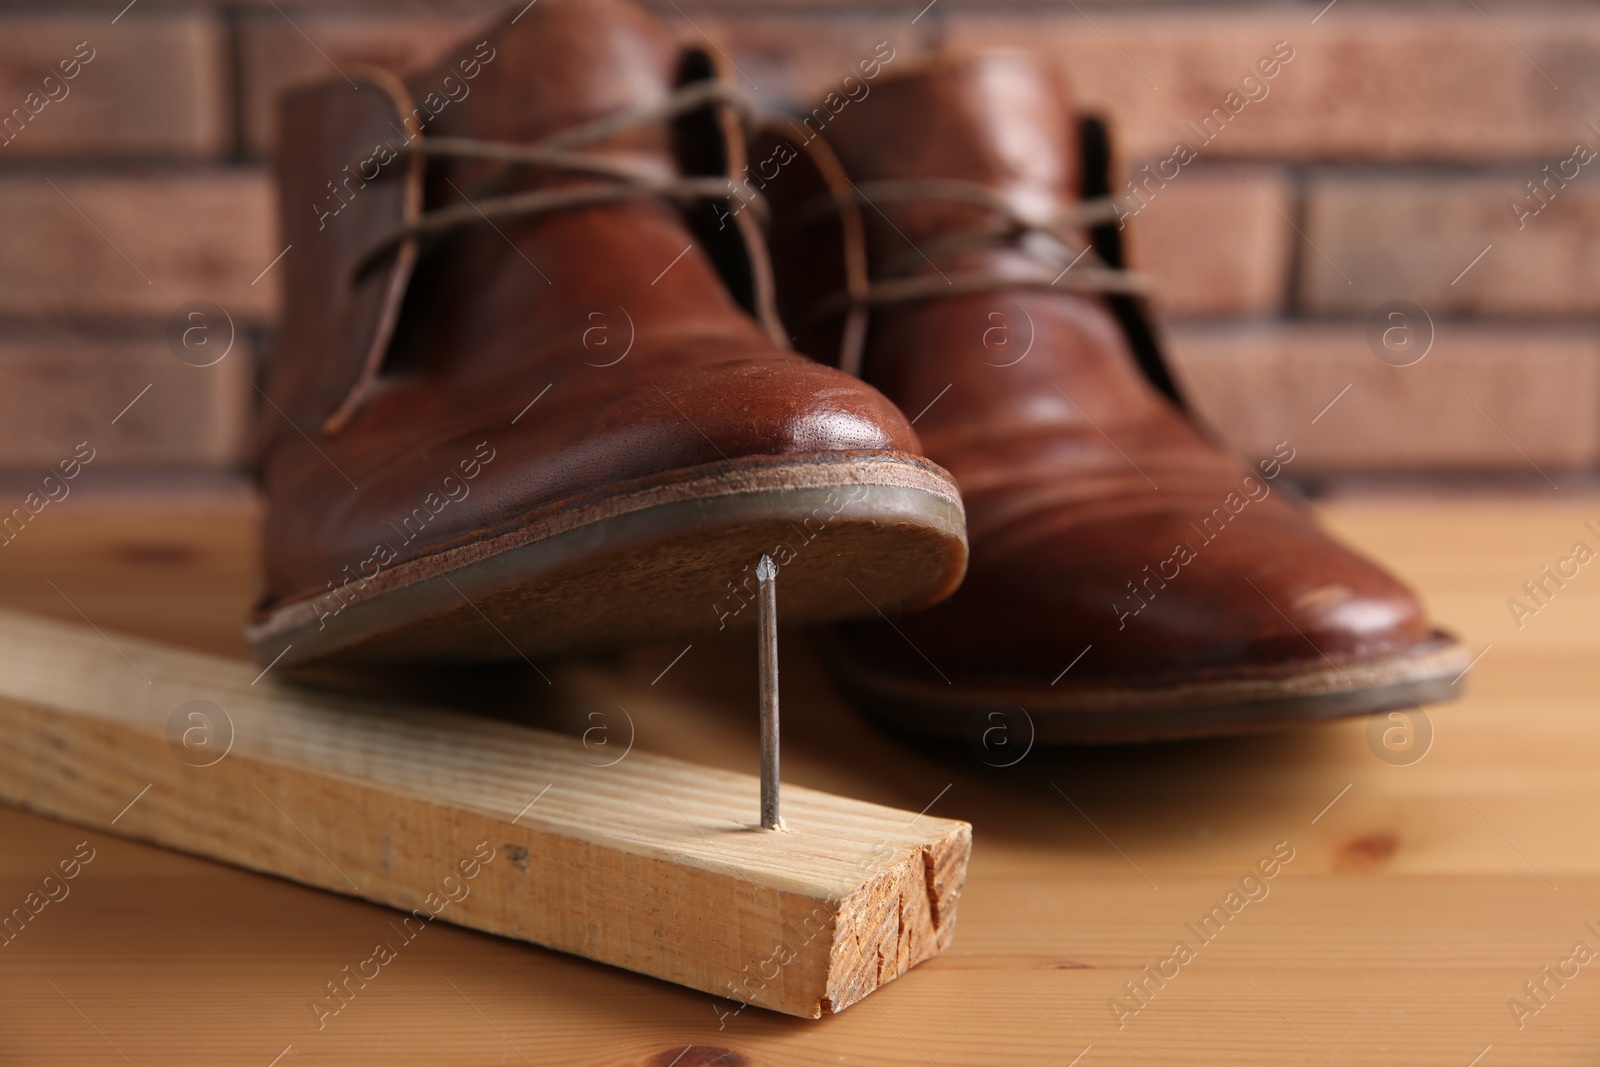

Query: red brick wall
[1,0,1595,477]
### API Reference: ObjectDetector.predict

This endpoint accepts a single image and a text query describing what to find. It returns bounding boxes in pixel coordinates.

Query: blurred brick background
[2,0,1597,485]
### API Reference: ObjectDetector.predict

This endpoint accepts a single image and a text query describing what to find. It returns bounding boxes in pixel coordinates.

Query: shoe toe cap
[260,355,931,608]
[856,500,1432,686]
[638,357,923,458]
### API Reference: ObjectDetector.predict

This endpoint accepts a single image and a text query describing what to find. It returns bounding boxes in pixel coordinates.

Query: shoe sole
[819,631,1472,745]
[248,450,966,669]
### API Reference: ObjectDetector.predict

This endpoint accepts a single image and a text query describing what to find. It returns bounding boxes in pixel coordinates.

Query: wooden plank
[0,608,970,1020]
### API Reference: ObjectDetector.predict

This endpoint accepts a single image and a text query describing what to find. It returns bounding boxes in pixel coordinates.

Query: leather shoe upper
[258,0,926,615]
[766,52,1434,688]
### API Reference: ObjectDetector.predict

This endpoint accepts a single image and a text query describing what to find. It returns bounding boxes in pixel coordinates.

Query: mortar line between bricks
[1243,176,1350,286]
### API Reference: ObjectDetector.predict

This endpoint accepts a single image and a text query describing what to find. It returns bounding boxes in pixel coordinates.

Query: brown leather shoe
[762,51,1469,743]
[247,0,967,669]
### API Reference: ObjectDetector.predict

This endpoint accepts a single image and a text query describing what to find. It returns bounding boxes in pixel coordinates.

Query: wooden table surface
[1,487,1597,1066]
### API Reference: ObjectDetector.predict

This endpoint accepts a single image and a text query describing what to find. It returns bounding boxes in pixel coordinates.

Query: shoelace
[805,177,1158,323]
[795,176,1161,377]
[349,79,764,282]
[323,77,783,435]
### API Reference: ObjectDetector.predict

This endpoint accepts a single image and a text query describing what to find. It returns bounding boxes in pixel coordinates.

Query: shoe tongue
[821,51,1083,242]
[406,0,681,173]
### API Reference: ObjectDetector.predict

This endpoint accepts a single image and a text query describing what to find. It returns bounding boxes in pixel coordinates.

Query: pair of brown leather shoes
[252,0,1468,742]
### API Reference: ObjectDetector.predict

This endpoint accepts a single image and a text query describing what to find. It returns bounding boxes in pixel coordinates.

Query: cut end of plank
[822,824,971,1016]
[0,607,970,1018]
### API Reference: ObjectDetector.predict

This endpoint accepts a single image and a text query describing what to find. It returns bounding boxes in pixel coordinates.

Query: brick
[0,13,225,160]
[0,172,276,321]
[1298,170,1600,317]
[1127,165,1290,317]
[1169,322,1600,473]
[238,12,485,157]
[946,9,1600,162]
[0,330,254,470]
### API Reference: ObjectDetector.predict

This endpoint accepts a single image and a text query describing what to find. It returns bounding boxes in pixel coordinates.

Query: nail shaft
[756,555,780,830]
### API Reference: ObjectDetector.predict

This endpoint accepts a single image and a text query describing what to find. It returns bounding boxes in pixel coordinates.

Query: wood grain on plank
[0,608,969,1019]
